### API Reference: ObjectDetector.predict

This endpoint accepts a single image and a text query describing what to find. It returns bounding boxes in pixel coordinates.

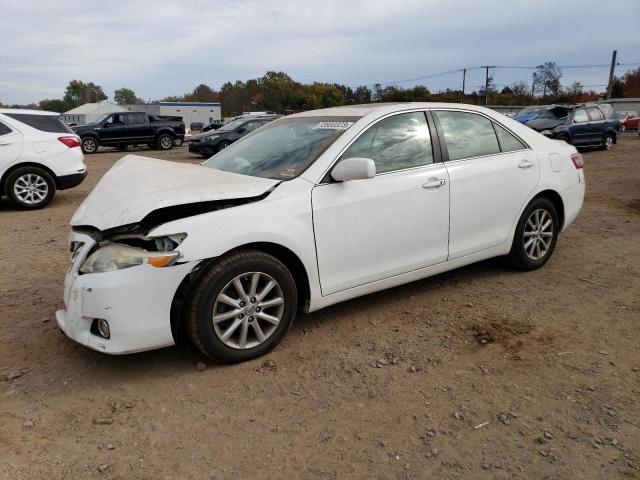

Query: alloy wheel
[82,138,97,153]
[523,209,554,261]
[212,272,285,349]
[604,135,614,150]
[13,173,49,205]
[160,136,173,149]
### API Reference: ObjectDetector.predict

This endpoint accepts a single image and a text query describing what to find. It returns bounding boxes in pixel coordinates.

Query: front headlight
[202,135,218,142]
[79,243,180,274]
[540,129,553,136]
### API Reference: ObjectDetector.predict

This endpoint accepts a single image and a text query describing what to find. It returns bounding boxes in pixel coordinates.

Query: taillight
[570,152,584,169]
[58,136,81,148]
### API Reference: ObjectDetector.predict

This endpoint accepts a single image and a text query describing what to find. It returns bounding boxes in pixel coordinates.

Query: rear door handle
[422,178,447,189]
[517,160,535,169]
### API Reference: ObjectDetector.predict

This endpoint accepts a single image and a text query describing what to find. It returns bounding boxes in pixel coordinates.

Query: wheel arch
[170,241,311,343]
[532,189,565,230]
[0,162,59,195]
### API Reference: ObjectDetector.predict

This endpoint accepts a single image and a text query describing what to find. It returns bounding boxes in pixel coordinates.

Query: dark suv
[527,103,619,150]
[188,115,280,157]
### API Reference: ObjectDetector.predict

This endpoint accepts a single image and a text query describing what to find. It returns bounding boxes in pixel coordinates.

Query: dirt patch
[1,138,640,479]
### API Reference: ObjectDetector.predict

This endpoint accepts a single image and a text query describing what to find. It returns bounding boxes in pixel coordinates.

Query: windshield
[538,107,569,120]
[203,116,361,180]
[517,107,543,117]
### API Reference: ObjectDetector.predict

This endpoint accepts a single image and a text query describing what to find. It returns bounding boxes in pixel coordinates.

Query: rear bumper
[57,170,87,190]
[560,178,585,230]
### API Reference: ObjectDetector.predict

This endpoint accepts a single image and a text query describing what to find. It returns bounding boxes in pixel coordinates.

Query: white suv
[0,109,86,209]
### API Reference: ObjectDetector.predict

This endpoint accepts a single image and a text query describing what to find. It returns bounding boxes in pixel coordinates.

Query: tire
[620,124,626,133]
[81,137,98,154]
[157,133,174,150]
[5,166,56,210]
[507,197,559,270]
[600,133,614,151]
[185,250,297,363]
[173,137,184,147]
[216,140,231,152]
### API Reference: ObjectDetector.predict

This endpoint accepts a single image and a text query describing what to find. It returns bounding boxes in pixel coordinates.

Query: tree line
[2,65,639,116]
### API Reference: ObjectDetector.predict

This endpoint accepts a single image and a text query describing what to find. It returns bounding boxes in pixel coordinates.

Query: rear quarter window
[0,121,12,136]
[5,113,73,133]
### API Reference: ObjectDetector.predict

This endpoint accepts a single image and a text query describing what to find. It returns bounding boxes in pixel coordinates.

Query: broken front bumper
[56,232,197,355]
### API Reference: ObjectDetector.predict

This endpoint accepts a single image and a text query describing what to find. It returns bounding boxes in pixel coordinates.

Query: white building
[61,102,124,125]
[62,101,223,127]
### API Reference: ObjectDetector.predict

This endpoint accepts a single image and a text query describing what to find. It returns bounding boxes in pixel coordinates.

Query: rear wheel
[81,137,98,154]
[157,134,174,150]
[185,250,297,363]
[5,166,56,210]
[507,197,559,270]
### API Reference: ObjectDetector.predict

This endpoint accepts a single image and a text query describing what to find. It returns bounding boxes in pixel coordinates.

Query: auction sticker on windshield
[313,121,354,130]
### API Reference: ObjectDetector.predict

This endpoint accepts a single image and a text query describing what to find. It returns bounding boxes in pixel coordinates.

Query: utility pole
[606,49,618,99]
[461,68,466,103]
[481,66,494,106]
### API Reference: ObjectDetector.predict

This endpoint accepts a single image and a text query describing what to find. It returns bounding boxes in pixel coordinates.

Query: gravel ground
[1,136,639,479]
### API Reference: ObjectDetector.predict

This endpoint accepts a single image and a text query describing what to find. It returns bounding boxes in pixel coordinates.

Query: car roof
[0,108,60,116]
[288,102,506,118]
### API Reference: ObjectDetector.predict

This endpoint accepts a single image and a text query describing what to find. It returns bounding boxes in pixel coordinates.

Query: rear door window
[587,108,604,122]
[4,113,73,133]
[126,113,147,125]
[435,111,500,160]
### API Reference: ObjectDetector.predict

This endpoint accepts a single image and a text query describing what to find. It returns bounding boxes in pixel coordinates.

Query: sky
[1,0,639,105]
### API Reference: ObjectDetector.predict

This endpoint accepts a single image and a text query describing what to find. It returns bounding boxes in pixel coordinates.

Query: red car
[617,111,640,132]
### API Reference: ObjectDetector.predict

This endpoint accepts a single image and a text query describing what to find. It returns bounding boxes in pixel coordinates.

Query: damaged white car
[57,103,585,363]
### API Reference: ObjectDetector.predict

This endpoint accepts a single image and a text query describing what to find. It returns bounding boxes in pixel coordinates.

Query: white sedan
[57,103,584,363]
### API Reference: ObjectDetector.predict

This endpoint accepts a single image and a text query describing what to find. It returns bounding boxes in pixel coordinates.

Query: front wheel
[507,197,559,270]
[157,134,174,150]
[601,133,614,151]
[185,250,298,363]
[5,166,56,210]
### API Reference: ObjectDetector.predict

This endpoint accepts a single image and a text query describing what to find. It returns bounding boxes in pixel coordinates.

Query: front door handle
[422,178,447,189]
[517,160,535,169]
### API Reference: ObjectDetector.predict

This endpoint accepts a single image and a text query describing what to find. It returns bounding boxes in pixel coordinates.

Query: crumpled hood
[526,118,565,131]
[71,155,279,231]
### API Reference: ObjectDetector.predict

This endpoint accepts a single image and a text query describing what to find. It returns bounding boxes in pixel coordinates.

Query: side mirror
[331,157,376,182]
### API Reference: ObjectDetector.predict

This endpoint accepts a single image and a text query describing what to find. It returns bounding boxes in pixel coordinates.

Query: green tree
[114,87,140,105]
[63,80,107,108]
[38,99,67,112]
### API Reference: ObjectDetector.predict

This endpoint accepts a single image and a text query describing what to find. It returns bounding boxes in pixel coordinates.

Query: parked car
[72,112,185,154]
[513,106,545,123]
[526,103,619,149]
[188,115,280,157]
[616,111,640,132]
[189,122,204,133]
[57,103,584,363]
[0,109,86,209]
